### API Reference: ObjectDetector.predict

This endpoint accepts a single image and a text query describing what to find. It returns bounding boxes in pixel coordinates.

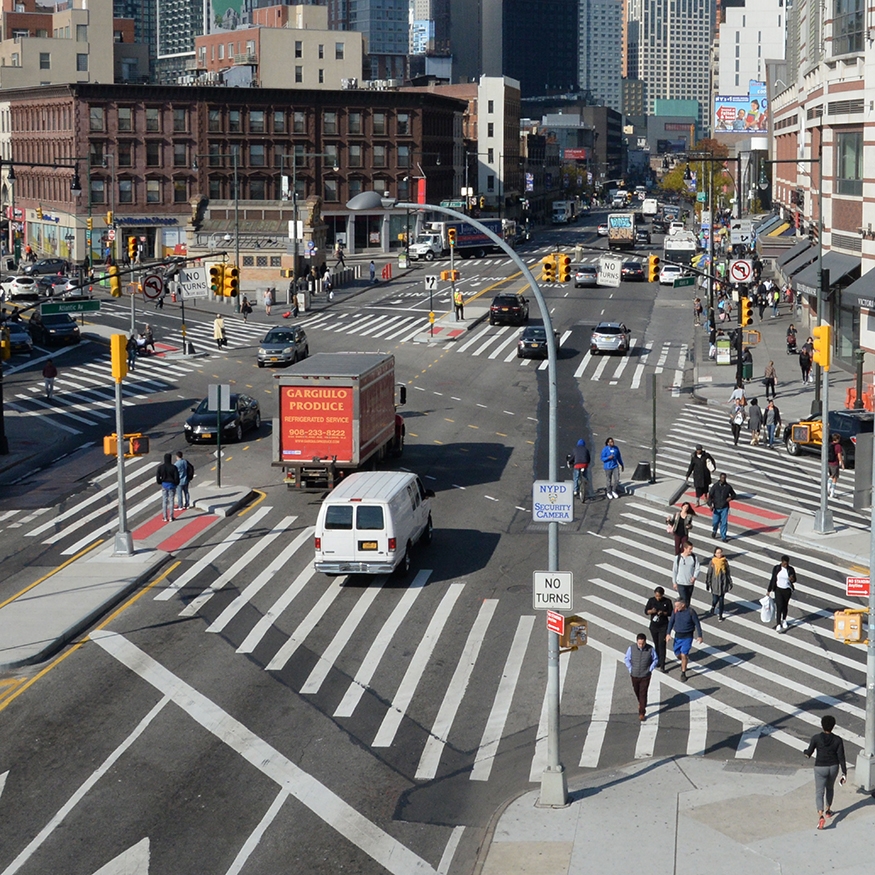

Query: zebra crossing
[2,452,867,779]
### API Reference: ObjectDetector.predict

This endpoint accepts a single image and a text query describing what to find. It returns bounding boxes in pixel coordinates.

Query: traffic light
[110,333,127,381]
[557,253,571,282]
[36,206,43,220]
[479,196,485,209]
[812,324,831,370]
[648,255,660,282]
[447,228,457,248]
[108,264,121,297]
[740,295,754,326]
[541,255,556,283]
[103,434,118,456]
[128,236,137,260]
[0,328,10,361]
[105,210,113,226]
[127,434,150,456]
[209,263,225,295]
[86,217,93,231]
[440,270,460,282]
[224,265,240,297]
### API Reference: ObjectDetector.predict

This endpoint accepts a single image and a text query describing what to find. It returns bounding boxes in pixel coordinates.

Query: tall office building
[578,0,623,111]
[155,0,212,83]
[715,0,785,96]
[627,0,714,128]
[410,0,450,55]
[113,0,158,81]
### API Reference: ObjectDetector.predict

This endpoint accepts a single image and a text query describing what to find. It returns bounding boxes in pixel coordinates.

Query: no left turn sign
[142,273,164,300]
[729,259,753,283]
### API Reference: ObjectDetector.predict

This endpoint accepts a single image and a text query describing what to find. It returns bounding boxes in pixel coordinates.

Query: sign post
[208,383,232,487]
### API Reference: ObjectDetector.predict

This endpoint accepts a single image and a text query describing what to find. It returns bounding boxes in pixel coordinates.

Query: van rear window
[356,506,384,530]
[324,506,353,530]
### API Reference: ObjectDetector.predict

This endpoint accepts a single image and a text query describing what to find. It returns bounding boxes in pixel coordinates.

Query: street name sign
[532,480,574,523]
[178,267,209,299]
[598,255,621,288]
[673,276,696,288]
[40,300,100,315]
[533,571,573,611]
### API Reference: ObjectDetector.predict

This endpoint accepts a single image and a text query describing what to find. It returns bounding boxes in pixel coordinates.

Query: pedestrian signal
[557,254,571,283]
[224,265,240,297]
[559,616,588,651]
[447,228,457,247]
[109,264,121,298]
[440,270,459,281]
[541,256,556,283]
[209,264,225,295]
[110,333,127,381]
[127,236,137,259]
[103,434,118,456]
[741,296,754,326]
[127,434,150,456]
[648,255,660,282]
[812,324,831,370]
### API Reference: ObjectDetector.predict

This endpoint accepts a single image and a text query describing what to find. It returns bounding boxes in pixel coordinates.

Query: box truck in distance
[273,352,406,489]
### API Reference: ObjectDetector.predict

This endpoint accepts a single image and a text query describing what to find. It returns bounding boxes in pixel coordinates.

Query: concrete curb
[780,510,871,566]
[192,485,257,518]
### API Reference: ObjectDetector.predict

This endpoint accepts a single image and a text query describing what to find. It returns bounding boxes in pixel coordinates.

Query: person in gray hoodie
[666,599,703,681]
[671,540,700,606]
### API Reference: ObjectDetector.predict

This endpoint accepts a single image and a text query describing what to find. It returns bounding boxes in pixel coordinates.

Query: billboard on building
[714,82,768,134]
[563,148,589,161]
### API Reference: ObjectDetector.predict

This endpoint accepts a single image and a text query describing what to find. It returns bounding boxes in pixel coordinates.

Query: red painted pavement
[156,514,217,552]
[678,490,788,536]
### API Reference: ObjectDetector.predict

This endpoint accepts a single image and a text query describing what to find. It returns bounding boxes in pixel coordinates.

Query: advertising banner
[279,386,354,462]
[714,81,768,134]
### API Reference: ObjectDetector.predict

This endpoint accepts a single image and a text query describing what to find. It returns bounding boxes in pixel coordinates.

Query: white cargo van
[314,471,434,575]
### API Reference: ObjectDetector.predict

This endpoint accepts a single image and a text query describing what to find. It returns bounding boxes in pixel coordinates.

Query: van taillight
[314,536,321,550]
[388,537,396,551]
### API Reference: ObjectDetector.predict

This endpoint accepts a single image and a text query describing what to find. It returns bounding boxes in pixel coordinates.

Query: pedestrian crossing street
[3,452,868,782]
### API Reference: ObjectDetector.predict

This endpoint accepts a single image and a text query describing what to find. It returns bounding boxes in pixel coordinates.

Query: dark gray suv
[257,325,309,367]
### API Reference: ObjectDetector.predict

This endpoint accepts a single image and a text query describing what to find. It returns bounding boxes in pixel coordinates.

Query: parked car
[23,257,68,276]
[621,261,646,281]
[28,312,81,346]
[590,321,631,355]
[517,325,558,359]
[782,409,874,467]
[257,326,309,367]
[36,274,71,296]
[659,264,683,285]
[573,265,599,288]
[597,223,609,236]
[489,293,529,326]
[1,275,39,300]
[184,393,262,444]
[3,320,33,354]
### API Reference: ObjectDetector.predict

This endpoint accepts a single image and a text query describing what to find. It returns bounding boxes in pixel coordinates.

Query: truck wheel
[234,423,243,442]
[396,543,412,576]
[424,251,434,261]
[786,438,800,456]
[474,248,486,258]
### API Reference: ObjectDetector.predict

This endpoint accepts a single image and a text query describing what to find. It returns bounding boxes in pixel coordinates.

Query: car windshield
[264,330,295,343]
[577,267,596,274]
[594,325,622,335]
[40,314,75,326]
[493,296,519,306]
[195,395,239,414]
[523,327,547,340]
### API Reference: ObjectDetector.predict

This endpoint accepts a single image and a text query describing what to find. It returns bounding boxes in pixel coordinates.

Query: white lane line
[300,582,386,695]
[346,317,385,335]
[207,527,315,634]
[528,646,571,782]
[179,515,294,618]
[437,826,465,875]
[578,651,617,768]
[573,351,592,379]
[415,599,497,780]
[687,693,708,756]
[610,337,637,382]
[654,342,670,374]
[471,615,535,782]
[471,326,511,356]
[334,571,431,718]
[630,342,654,390]
[487,332,519,359]
[154,507,272,600]
[0,695,169,875]
[590,355,610,382]
[236,566,317,655]
[5,403,81,434]
[372,583,465,748]
[91,632,438,875]
[223,788,290,875]
[393,320,432,342]
[736,719,766,760]
[456,326,493,353]
[364,316,414,338]
[265,577,346,671]
[321,315,372,333]
[634,673,659,758]
[14,394,99,426]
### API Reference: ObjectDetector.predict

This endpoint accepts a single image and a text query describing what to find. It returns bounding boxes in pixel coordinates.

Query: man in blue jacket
[666,599,703,681]
[600,436,624,498]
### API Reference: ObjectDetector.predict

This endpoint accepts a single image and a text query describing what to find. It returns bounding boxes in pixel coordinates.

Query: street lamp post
[193,150,240,312]
[346,190,568,807]
[63,154,93,268]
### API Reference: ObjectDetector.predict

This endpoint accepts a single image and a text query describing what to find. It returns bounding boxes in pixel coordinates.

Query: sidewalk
[476,757,875,875]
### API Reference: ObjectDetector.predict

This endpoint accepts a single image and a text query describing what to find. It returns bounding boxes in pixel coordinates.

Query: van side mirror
[424,489,435,498]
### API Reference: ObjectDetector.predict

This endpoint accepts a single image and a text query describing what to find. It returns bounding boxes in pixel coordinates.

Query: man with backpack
[174,450,195,510]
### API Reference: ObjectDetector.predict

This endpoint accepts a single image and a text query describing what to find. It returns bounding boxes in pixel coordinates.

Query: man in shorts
[666,599,703,681]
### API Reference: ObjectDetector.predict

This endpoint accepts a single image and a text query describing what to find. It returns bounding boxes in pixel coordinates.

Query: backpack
[186,460,195,481]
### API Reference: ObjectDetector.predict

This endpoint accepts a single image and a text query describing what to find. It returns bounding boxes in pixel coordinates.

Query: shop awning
[793,251,860,296]
[754,213,781,234]
[781,247,817,278]
[777,240,811,267]
[767,222,791,236]
[842,267,875,310]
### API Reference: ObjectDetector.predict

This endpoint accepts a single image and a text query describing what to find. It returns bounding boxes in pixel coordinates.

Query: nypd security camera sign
[533,572,573,611]
[532,480,573,523]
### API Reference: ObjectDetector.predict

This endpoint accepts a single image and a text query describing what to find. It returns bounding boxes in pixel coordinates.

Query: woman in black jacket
[804,714,847,830]
[155,453,180,522]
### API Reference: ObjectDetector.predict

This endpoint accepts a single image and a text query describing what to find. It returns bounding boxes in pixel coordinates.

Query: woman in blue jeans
[600,437,624,499]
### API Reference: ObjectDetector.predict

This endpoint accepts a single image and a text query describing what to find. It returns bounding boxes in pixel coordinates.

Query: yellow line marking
[444,418,455,423]
[433,440,444,445]
[496,432,508,437]
[468,424,479,429]
[239,489,266,516]
[465,271,524,302]
[0,539,105,611]
[0,561,180,714]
